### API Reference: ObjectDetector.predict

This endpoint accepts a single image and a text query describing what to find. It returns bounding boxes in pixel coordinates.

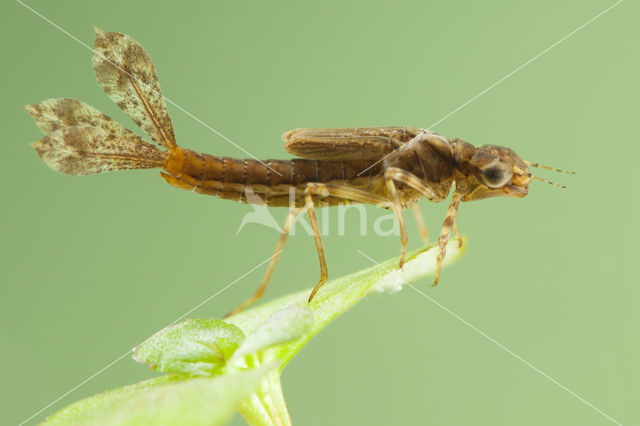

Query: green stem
[237,370,291,426]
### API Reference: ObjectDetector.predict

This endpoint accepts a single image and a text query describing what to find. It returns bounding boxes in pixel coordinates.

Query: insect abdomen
[161,147,381,206]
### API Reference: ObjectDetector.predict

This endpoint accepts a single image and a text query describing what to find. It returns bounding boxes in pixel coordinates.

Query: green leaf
[42,375,188,425]
[133,318,245,376]
[43,369,268,426]
[44,240,465,426]
[101,369,267,426]
[231,240,466,425]
[231,305,313,361]
[227,239,467,367]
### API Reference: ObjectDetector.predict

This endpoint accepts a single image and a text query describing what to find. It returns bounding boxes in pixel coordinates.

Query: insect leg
[225,206,305,317]
[304,184,328,304]
[303,183,390,303]
[384,167,438,269]
[453,222,463,248]
[412,203,430,245]
[433,191,464,286]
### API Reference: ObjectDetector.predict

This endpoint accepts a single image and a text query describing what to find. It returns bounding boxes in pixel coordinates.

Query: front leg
[433,190,464,286]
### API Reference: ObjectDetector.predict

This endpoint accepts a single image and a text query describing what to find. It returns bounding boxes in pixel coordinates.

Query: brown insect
[26,29,573,315]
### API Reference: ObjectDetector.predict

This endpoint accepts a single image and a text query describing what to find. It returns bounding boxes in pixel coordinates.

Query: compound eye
[481,162,512,188]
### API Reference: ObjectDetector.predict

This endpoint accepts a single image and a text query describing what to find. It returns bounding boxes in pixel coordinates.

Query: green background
[1,0,637,424]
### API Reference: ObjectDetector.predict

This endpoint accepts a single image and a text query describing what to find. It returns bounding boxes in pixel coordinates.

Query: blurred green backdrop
[2,0,638,424]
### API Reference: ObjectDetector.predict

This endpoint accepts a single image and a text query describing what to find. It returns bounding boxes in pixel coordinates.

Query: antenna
[530,174,567,189]
[525,160,575,175]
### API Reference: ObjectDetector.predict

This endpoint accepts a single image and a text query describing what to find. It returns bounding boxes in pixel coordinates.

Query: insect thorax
[383,133,457,201]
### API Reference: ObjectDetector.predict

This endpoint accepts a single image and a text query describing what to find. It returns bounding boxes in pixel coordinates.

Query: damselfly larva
[26,29,573,315]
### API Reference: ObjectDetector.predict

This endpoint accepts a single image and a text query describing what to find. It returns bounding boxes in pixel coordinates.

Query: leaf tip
[369,237,467,294]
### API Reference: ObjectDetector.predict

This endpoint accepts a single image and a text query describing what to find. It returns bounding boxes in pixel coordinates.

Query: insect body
[26,29,570,315]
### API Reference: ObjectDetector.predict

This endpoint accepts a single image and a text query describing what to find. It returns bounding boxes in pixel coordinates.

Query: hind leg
[226,206,304,317]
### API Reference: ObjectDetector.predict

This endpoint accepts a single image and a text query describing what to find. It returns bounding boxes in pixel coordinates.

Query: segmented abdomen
[161,147,383,207]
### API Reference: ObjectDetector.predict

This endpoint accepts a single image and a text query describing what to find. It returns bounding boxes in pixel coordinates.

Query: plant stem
[237,369,291,426]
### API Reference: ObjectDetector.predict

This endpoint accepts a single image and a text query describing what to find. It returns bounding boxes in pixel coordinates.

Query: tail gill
[27,98,167,176]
